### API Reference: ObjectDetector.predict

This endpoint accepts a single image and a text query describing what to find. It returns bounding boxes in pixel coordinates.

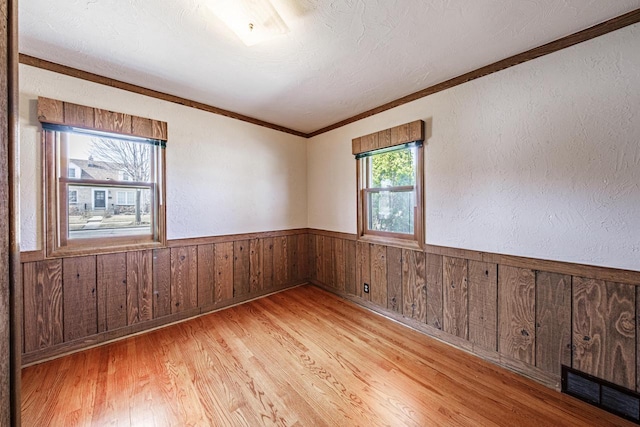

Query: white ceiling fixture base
[206,0,289,46]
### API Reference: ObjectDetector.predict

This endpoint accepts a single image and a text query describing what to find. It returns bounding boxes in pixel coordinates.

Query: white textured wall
[308,24,640,271]
[19,65,308,250]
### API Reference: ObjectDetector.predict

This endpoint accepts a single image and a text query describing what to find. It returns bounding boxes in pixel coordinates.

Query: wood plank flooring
[22,285,632,426]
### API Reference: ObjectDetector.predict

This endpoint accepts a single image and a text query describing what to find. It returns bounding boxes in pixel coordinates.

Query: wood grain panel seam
[570,275,574,371]
[466,261,470,342]
[496,264,500,353]
[636,284,639,391]
[533,270,537,368]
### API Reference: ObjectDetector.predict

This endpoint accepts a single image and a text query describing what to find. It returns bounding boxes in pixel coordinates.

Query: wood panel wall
[21,227,640,395]
[308,229,640,392]
[21,231,307,365]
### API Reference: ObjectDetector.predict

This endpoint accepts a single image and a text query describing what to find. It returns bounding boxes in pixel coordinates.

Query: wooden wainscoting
[21,229,308,365]
[21,226,640,396]
[308,229,640,392]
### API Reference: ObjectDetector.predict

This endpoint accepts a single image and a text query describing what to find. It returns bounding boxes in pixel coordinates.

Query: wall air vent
[562,366,640,424]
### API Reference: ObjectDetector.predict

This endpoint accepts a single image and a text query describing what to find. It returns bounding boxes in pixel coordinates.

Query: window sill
[46,240,167,259]
[357,234,423,251]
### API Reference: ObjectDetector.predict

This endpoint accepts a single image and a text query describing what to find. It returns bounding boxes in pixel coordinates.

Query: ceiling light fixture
[207,0,289,46]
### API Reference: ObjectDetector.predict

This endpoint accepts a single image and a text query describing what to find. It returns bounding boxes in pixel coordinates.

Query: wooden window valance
[37,96,168,141]
[351,120,424,155]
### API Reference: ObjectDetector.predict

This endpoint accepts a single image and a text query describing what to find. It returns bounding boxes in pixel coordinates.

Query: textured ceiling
[19,0,640,134]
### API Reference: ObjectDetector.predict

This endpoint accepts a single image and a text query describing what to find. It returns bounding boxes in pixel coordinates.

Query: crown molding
[18,54,307,138]
[19,8,640,139]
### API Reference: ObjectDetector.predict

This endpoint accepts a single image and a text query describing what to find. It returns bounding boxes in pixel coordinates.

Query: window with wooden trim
[38,97,167,256]
[354,120,424,248]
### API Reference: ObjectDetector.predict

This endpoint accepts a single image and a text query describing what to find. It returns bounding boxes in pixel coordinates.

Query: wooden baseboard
[307,229,640,393]
[20,229,311,365]
[311,280,560,390]
[22,281,307,366]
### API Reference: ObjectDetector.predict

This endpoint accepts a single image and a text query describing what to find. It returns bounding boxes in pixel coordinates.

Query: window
[116,190,136,205]
[363,146,418,234]
[39,97,167,256]
[119,170,132,181]
[355,121,424,248]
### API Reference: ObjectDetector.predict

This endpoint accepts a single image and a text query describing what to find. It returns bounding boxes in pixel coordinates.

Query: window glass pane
[64,132,153,183]
[369,148,415,187]
[68,185,153,239]
[116,190,136,205]
[368,190,414,234]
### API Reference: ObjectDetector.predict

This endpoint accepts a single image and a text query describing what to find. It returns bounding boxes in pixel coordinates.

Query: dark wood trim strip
[21,307,200,366]
[19,250,44,263]
[196,282,306,317]
[310,281,560,390]
[167,228,309,248]
[426,244,640,286]
[20,10,640,140]
[19,228,310,260]
[307,9,640,138]
[424,244,485,262]
[305,228,357,241]
[2,0,21,424]
[21,282,306,367]
[19,54,307,139]
[307,228,640,285]
[482,252,640,286]
[26,227,639,284]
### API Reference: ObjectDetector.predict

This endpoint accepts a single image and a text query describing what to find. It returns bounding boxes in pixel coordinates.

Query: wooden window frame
[354,120,425,250]
[39,97,167,257]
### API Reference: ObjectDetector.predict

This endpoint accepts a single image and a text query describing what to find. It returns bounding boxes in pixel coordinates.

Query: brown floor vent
[562,366,640,423]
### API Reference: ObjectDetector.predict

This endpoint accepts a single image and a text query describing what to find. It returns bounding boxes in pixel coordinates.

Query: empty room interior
[2,0,640,426]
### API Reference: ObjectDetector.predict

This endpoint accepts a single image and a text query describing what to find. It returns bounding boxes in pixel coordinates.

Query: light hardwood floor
[22,285,631,426]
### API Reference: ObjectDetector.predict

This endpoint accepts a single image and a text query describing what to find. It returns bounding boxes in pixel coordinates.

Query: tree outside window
[368,148,416,234]
[91,138,151,225]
